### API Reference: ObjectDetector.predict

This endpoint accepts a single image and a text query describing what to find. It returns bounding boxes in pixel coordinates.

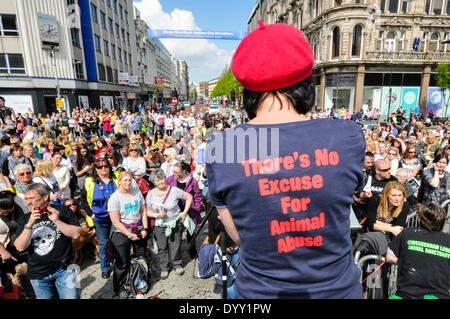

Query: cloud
[134,0,233,84]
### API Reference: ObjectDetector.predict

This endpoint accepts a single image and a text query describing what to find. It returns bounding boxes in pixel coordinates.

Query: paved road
[78,224,221,299]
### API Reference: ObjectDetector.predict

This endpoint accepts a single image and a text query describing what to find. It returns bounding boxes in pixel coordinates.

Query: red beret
[231,21,314,92]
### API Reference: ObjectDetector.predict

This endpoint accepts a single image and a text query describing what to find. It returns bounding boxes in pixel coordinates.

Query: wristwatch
[24,224,32,230]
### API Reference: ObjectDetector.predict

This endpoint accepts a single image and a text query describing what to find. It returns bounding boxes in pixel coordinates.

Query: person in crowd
[74,143,94,193]
[374,141,388,161]
[14,183,81,299]
[206,22,365,298]
[105,148,123,173]
[172,136,192,164]
[23,143,37,172]
[154,130,164,146]
[0,190,26,286]
[423,133,440,164]
[13,163,33,196]
[23,126,36,145]
[102,113,112,137]
[129,134,145,155]
[386,147,400,177]
[122,145,147,179]
[42,138,56,161]
[392,137,406,155]
[386,202,450,299]
[420,152,450,205]
[395,168,418,209]
[146,169,193,279]
[142,136,152,155]
[144,145,163,175]
[33,160,61,205]
[95,138,113,159]
[6,145,28,182]
[107,171,148,299]
[84,158,117,279]
[400,145,422,181]
[166,162,203,225]
[440,128,450,149]
[366,181,409,241]
[51,152,71,200]
[161,147,178,178]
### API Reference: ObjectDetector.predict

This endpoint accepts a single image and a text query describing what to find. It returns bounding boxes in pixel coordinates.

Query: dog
[72,227,100,265]
[5,263,36,299]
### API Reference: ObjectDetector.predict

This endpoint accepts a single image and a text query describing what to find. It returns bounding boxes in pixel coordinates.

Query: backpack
[198,242,239,287]
[123,256,150,296]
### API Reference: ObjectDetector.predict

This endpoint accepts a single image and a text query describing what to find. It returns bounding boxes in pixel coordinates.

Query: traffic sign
[56,98,63,108]
[172,97,178,105]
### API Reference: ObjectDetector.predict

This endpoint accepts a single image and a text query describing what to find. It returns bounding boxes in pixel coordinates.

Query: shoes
[161,271,169,279]
[101,270,112,279]
[175,267,184,276]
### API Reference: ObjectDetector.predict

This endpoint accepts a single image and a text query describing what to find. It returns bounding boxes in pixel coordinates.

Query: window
[398,31,406,51]
[71,28,80,47]
[108,18,113,33]
[0,53,25,74]
[401,0,408,13]
[0,14,19,36]
[447,0,450,14]
[122,28,125,41]
[380,0,386,13]
[433,0,444,14]
[124,10,128,24]
[100,11,106,29]
[426,0,432,13]
[129,53,132,66]
[332,27,340,58]
[429,32,439,51]
[115,23,120,37]
[106,66,113,82]
[351,25,363,57]
[111,44,116,59]
[98,64,106,81]
[106,0,111,7]
[334,0,342,7]
[74,62,84,79]
[103,40,109,56]
[123,50,127,65]
[94,34,101,53]
[420,32,428,52]
[113,0,117,14]
[385,31,396,52]
[91,4,98,24]
[444,33,449,52]
[119,5,123,19]
[389,0,399,13]
[114,69,118,83]
[127,32,130,45]
[118,48,122,62]
[376,30,384,50]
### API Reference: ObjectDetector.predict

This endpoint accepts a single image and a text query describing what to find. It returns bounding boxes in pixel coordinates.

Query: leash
[361,258,386,284]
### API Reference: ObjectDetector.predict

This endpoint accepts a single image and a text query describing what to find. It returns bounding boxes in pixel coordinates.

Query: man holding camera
[14,183,81,299]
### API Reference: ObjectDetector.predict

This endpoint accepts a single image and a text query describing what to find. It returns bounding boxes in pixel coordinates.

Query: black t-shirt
[1,203,25,249]
[388,227,450,299]
[366,195,409,232]
[370,175,397,196]
[15,205,80,279]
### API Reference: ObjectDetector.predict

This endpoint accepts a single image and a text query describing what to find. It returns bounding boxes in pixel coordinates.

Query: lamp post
[387,56,393,124]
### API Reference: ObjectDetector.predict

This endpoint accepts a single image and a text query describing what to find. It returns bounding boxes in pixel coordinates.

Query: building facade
[248,0,450,117]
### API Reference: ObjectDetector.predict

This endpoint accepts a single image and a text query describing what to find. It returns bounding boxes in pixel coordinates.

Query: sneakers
[101,270,112,279]
[161,271,169,279]
[175,267,184,276]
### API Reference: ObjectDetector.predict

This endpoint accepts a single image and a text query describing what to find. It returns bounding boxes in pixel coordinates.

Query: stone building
[248,0,450,117]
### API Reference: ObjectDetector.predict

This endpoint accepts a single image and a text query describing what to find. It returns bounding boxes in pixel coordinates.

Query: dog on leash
[72,227,100,265]
[6,263,36,299]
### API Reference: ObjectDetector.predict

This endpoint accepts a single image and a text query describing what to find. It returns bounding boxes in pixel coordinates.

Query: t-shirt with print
[146,186,184,227]
[107,190,145,226]
[14,205,80,279]
[388,227,450,299]
[206,118,365,299]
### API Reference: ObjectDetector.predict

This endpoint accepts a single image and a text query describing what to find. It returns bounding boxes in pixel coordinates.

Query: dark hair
[0,96,4,102]
[174,161,191,173]
[92,158,114,184]
[97,138,106,148]
[0,190,15,210]
[418,202,446,232]
[242,76,315,120]
[105,148,122,166]
[433,152,448,164]
[53,145,66,157]
[76,143,94,171]
[365,151,375,158]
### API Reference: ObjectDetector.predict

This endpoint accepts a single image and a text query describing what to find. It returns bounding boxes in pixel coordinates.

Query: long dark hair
[242,76,315,120]
[76,143,94,171]
[92,158,114,184]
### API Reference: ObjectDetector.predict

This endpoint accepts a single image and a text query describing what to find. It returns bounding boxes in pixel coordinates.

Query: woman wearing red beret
[206,21,365,299]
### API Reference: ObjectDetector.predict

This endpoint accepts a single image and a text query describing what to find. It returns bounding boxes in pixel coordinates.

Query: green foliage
[435,63,450,90]
[190,87,198,98]
[211,67,243,98]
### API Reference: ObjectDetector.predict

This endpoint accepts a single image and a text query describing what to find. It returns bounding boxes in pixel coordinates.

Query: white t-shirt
[164,117,174,130]
[108,190,145,226]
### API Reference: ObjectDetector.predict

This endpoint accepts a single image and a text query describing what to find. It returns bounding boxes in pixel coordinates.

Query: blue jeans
[93,219,111,273]
[30,267,79,299]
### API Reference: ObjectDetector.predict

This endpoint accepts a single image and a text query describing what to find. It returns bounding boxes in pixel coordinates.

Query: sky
[133,0,256,85]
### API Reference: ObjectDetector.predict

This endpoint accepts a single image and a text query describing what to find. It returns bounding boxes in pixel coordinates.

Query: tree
[435,62,450,117]
[190,87,198,99]
[211,67,243,99]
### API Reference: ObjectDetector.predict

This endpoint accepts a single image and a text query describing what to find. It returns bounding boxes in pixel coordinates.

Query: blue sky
[133,0,256,84]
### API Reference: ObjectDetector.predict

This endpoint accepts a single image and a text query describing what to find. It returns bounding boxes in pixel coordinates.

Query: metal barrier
[441,199,450,234]
[406,209,418,228]
[355,254,386,299]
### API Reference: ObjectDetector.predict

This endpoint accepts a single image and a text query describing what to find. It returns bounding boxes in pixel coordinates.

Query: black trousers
[110,231,147,293]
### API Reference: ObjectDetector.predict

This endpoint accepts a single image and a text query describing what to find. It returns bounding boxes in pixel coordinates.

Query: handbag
[136,177,151,198]
[149,186,172,229]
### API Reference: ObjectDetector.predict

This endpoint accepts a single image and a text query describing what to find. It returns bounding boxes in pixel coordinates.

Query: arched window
[385,31,396,52]
[351,25,363,57]
[332,27,340,58]
[429,32,440,51]
[312,36,320,60]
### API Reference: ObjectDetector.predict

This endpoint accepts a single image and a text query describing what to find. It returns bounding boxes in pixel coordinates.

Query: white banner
[129,75,139,87]
[78,95,89,109]
[118,72,129,85]
[100,96,114,110]
[1,94,34,115]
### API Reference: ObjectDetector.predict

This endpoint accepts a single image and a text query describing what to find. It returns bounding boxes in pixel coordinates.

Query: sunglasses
[378,168,391,172]
[95,165,108,169]
[130,149,138,152]
[388,153,397,156]
[19,171,32,176]
[65,203,77,207]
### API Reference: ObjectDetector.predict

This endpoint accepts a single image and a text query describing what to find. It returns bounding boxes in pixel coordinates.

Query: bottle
[136,292,145,299]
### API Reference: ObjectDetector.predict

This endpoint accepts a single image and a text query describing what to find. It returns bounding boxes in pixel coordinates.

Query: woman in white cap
[206,21,365,299]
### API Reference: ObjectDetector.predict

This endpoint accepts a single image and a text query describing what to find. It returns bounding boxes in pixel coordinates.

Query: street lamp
[387,56,393,124]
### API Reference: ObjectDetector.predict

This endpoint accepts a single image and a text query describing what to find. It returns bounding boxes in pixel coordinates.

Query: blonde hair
[34,160,54,178]
[117,171,133,184]
[163,147,177,160]
[378,181,406,219]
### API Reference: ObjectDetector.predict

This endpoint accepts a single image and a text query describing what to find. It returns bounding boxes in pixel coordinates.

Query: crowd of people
[0,74,449,301]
